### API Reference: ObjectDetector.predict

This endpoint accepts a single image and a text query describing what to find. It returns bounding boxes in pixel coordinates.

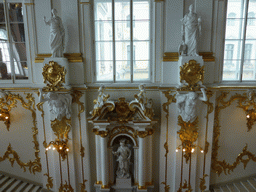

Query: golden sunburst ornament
[179,60,204,91]
[42,61,66,91]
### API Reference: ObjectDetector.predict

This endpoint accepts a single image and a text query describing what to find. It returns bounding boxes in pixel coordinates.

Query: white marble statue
[178,40,188,56]
[112,139,131,179]
[39,89,72,120]
[176,88,207,122]
[44,9,65,57]
[135,84,147,110]
[90,85,109,115]
[181,4,201,56]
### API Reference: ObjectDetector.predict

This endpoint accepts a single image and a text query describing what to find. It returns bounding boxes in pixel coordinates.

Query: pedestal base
[116,178,132,188]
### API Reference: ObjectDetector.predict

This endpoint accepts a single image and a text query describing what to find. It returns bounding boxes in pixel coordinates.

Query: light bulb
[66,148,69,152]
[176,149,179,153]
[191,148,195,153]
[5,116,8,119]
[201,150,204,153]
[0,113,2,116]
[52,147,56,150]
[183,148,185,152]
[247,114,250,118]
[59,146,62,150]
[46,148,49,151]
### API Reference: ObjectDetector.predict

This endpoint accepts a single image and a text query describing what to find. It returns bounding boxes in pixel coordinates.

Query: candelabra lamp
[0,109,10,129]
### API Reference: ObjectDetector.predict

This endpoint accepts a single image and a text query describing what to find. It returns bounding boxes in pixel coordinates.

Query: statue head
[189,4,194,12]
[139,84,145,91]
[120,139,126,146]
[98,85,105,93]
[188,92,197,101]
[51,9,57,17]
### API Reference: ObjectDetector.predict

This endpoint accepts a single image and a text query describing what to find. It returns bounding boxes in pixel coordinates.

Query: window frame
[221,0,256,82]
[0,0,31,84]
[92,0,153,84]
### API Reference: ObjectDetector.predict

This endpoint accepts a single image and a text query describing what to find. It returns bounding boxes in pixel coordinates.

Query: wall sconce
[0,109,10,130]
[175,144,204,161]
[45,139,69,160]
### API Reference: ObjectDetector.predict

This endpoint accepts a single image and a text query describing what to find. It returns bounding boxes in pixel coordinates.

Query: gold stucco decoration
[177,116,199,163]
[59,181,74,192]
[51,117,71,140]
[199,174,208,192]
[179,60,204,91]
[42,61,66,91]
[177,180,192,192]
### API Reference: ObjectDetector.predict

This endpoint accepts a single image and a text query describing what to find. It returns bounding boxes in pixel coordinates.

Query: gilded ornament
[44,173,53,190]
[212,92,256,175]
[0,93,41,174]
[177,180,192,192]
[59,181,74,192]
[199,174,208,191]
[51,117,71,140]
[93,128,109,138]
[177,116,199,163]
[42,61,66,92]
[179,60,204,91]
[80,179,88,192]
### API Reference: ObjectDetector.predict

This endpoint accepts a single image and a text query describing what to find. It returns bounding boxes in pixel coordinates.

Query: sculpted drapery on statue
[44,9,65,57]
[176,88,207,123]
[112,139,131,179]
[181,4,201,56]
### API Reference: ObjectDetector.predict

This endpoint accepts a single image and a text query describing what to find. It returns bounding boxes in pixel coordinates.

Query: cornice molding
[35,53,83,63]
[163,52,215,62]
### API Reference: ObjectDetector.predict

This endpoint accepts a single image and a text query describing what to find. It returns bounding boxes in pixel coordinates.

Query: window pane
[133,61,149,81]
[14,61,28,79]
[116,61,130,81]
[94,1,112,21]
[224,41,243,60]
[115,21,130,41]
[12,43,27,61]
[133,21,149,40]
[134,41,149,60]
[8,3,24,23]
[115,41,130,61]
[0,3,5,23]
[225,19,244,39]
[96,61,113,81]
[0,61,11,79]
[133,0,149,20]
[10,23,25,42]
[223,60,240,80]
[227,0,245,18]
[96,42,113,61]
[115,1,130,21]
[95,21,112,41]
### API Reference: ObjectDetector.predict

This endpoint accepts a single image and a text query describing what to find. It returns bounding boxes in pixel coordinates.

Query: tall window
[94,0,151,82]
[0,2,28,82]
[222,0,256,81]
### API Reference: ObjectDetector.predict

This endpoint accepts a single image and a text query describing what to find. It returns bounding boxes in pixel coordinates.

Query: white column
[148,134,153,184]
[95,135,102,184]
[100,136,109,187]
[138,137,146,188]
[134,147,139,185]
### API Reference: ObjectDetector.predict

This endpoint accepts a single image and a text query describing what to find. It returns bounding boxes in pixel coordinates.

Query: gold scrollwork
[212,92,256,175]
[136,129,154,138]
[93,128,109,138]
[51,117,71,140]
[42,61,66,92]
[199,174,208,192]
[179,60,204,92]
[178,116,199,163]
[177,180,192,192]
[80,179,88,192]
[0,93,41,173]
[59,181,74,192]
[44,173,53,190]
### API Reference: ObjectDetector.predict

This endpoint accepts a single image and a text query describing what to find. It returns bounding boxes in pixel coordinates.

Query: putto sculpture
[181,4,201,56]
[112,139,131,179]
[176,88,207,123]
[44,9,65,57]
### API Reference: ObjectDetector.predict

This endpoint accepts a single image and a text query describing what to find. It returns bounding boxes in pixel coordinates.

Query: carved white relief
[90,85,109,115]
[44,9,65,57]
[39,89,72,120]
[135,84,147,110]
[176,88,207,122]
[181,4,201,56]
[112,139,131,179]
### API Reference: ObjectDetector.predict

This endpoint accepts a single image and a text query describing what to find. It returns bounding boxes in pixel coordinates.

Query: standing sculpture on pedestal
[112,139,131,179]
[176,88,207,123]
[181,4,201,56]
[44,9,65,57]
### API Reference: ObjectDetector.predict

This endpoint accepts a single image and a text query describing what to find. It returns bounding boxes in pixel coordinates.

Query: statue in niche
[90,85,110,115]
[176,88,207,123]
[44,9,65,57]
[112,139,131,179]
[181,4,201,56]
[39,89,72,120]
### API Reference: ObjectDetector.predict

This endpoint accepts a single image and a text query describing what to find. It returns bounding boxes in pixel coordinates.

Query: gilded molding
[35,53,83,63]
[93,128,109,138]
[44,173,53,190]
[0,93,41,173]
[80,179,88,192]
[212,92,256,175]
[177,180,192,192]
[199,174,208,192]
[59,181,74,192]
[163,52,215,62]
